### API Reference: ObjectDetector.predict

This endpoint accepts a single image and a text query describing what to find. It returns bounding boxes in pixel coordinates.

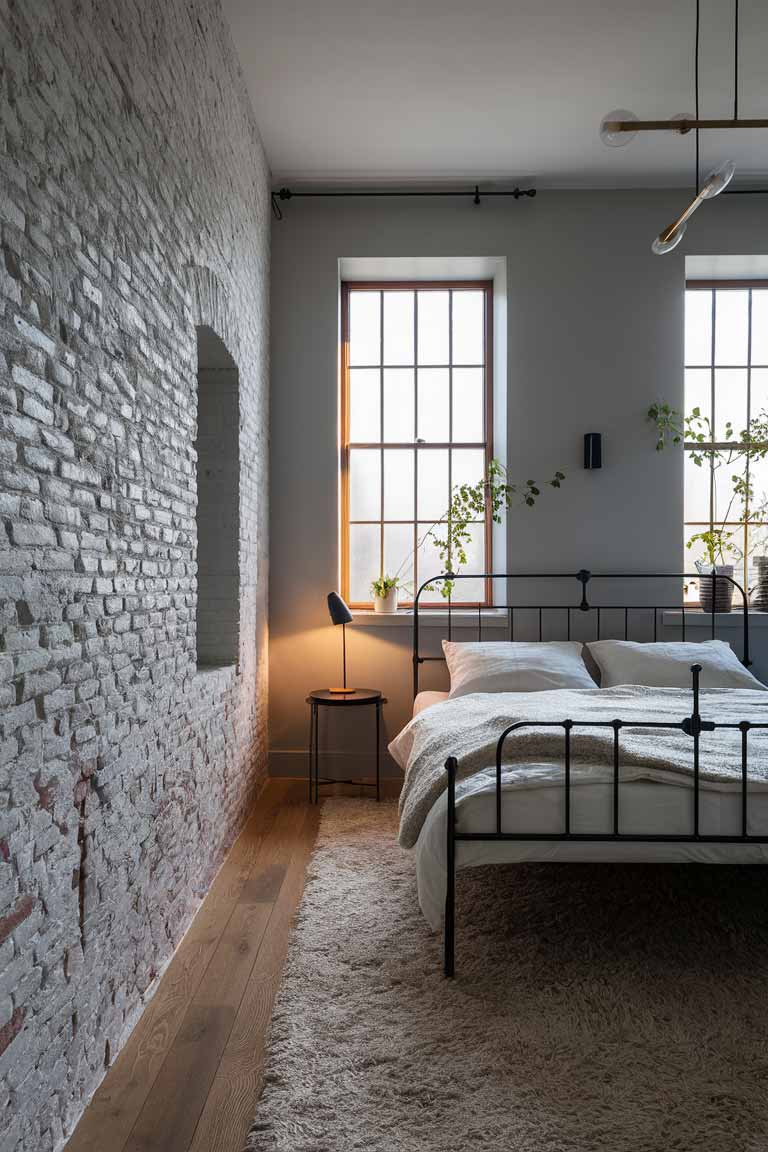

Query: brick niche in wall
[0,1,270,1148]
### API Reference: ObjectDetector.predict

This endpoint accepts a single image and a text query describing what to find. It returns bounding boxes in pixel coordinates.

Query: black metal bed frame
[411,571,767,977]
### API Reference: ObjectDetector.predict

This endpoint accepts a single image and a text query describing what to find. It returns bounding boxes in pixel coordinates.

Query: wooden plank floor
[66,778,397,1152]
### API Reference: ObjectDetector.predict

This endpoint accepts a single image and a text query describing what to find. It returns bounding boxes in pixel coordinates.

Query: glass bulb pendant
[651,222,687,255]
[700,160,736,199]
[599,109,638,147]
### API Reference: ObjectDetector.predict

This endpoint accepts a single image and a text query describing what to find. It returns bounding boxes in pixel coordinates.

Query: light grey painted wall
[270,192,768,776]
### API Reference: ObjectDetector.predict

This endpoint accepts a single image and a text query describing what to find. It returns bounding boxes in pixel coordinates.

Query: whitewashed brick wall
[0,1,270,1147]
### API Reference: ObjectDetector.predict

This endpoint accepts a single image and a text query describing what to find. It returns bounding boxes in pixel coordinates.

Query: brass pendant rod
[657,187,708,244]
[605,118,768,133]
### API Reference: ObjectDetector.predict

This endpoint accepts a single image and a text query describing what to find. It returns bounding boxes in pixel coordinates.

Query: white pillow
[586,639,765,690]
[442,640,596,699]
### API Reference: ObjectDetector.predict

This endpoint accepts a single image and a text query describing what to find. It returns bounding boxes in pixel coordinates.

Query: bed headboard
[412,570,751,698]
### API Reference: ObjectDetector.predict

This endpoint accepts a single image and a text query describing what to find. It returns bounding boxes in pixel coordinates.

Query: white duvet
[389,689,768,929]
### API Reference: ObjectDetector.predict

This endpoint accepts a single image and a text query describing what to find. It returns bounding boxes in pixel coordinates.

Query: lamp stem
[342,622,347,689]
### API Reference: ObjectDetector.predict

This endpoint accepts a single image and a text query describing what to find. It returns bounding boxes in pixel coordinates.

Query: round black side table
[306,689,386,804]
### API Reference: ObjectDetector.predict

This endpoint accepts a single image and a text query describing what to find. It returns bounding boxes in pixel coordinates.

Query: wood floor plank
[66,779,370,1152]
[122,801,309,1152]
[186,804,320,1152]
[66,781,286,1152]
[119,1003,237,1152]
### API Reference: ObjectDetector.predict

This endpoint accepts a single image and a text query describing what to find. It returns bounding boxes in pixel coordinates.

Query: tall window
[341,282,493,607]
[685,283,768,594]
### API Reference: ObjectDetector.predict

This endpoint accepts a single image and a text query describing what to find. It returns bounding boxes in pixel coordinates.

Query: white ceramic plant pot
[374,588,398,614]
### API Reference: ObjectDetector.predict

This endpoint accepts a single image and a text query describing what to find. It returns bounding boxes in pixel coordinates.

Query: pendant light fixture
[651,160,736,254]
[599,0,761,253]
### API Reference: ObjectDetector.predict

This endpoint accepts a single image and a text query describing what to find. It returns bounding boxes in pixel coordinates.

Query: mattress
[412,690,449,716]
[415,769,768,930]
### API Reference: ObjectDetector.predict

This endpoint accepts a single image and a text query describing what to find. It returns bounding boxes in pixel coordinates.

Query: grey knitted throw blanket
[390,686,768,849]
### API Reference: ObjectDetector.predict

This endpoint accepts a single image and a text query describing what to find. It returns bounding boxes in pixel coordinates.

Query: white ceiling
[223,0,768,188]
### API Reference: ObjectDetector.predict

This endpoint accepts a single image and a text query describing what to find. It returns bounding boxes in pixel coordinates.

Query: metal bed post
[445,756,457,979]
[412,601,420,699]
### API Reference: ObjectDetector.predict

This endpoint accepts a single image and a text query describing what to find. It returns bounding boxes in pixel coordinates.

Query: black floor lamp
[327,592,354,693]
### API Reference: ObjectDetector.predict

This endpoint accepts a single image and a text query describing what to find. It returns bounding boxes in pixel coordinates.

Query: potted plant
[648,401,768,612]
[370,574,402,613]
[684,528,736,614]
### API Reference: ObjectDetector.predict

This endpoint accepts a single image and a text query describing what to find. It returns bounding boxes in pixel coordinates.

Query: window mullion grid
[745,289,753,590]
[709,290,716,540]
[379,291,384,583]
[413,291,419,600]
[447,290,453,587]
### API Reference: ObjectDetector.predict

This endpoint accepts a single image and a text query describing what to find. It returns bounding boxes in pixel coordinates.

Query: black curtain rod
[270,182,767,217]
[271,183,536,219]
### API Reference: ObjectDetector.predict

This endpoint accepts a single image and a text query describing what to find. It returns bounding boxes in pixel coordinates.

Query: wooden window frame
[341,280,494,609]
[684,279,768,598]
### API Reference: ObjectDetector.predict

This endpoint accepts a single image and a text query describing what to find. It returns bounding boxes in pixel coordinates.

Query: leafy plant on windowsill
[647,401,768,571]
[375,458,566,603]
[425,458,566,599]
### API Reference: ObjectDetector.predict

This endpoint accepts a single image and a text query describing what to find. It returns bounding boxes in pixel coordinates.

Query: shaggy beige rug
[247,799,768,1152]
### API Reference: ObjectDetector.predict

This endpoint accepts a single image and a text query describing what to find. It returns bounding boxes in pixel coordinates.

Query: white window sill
[194,661,240,681]
[350,609,509,629]
[662,610,768,628]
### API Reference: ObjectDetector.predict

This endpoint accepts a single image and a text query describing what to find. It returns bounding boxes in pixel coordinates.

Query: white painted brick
[0,1,269,1148]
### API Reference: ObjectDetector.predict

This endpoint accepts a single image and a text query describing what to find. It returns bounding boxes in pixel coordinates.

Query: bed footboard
[443,664,768,978]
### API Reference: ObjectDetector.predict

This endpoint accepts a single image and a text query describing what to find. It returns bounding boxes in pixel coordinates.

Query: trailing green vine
[372,458,566,601]
[427,458,565,598]
[647,401,768,568]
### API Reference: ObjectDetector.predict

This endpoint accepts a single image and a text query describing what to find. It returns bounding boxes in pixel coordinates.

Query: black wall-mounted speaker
[584,432,602,470]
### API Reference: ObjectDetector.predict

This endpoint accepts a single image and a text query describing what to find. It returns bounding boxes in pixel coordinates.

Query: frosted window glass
[713,460,743,522]
[416,526,447,592]
[751,369,768,422]
[684,528,708,573]
[349,524,380,602]
[748,455,768,520]
[417,369,449,441]
[684,453,711,521]
[714,369,748,439]
[383,369,415,442]
[384,449,414,519]
[384,523,414,589]
[452,368,484,442]
[349,449,380,520]
[349,369,380,442]
[448,523,485,602]
[751,292,768,365]
[685,369,711,427]
[349,292,380,366]
[417,292,449,365]
[417,450,449,521]
[383,292,414,365]
[451,448,485,493]
[715,290,749,365]
[452,291,484,365]
[685,291,711,365]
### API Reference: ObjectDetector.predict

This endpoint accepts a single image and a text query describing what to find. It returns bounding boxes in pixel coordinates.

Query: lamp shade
[327,591,353,626]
